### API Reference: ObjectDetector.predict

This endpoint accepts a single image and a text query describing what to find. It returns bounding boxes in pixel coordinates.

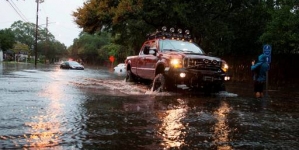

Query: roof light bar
[147,26,192,41]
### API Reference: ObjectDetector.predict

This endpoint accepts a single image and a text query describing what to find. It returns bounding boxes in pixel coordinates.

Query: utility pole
[45,16,48,64]
[34,0,44,68]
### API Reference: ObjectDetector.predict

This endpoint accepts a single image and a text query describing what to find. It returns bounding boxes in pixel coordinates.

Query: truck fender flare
[155,62,166,75]
[126,60,131,71]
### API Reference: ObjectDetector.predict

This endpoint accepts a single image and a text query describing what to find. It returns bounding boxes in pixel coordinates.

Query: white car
[113,63,126,73]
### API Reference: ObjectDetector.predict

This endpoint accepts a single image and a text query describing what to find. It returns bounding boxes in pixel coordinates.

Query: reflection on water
[213,101,232,149]
[158,99,187,149]
[23,70,64,148]
[155,97,236,149]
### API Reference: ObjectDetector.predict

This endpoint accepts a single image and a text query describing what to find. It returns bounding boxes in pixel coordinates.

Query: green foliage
[227,2,270,56]
[70,32,114,64]
[72,0,299,60]
[0,28,16,51]
[260,4,299,54]
[73,0,272,56]
[12,42,30,54]
[10,21,36,49]
[99,43,125,62]
[3,20,67,62]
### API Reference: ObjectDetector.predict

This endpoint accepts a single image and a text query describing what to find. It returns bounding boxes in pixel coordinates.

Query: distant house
[3,50,14,61]
[15,51,29,62]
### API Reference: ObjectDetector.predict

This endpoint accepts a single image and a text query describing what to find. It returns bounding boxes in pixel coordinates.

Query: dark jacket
[251,54,269,82]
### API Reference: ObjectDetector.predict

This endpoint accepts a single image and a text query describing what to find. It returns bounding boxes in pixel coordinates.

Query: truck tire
[126,70,135,82]
[152,73,165,92]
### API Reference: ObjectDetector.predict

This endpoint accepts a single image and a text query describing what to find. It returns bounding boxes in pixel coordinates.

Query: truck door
[137,41,157,80]
[145,40,158,80]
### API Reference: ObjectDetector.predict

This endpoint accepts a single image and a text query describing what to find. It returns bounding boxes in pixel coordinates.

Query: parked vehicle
[114,63,126,73]
[125,26,230,94]
[60,61,84,70]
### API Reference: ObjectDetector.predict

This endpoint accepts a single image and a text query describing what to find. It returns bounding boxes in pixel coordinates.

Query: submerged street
[0,62,298,149]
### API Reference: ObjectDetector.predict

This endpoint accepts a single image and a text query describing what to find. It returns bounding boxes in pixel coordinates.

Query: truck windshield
[159,39,204,54]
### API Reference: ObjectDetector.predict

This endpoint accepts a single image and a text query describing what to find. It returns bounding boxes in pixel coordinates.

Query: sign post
[263,44,271,97]
[109,56,115,69]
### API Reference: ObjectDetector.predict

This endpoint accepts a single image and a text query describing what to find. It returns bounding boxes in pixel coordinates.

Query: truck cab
[125,27,230,94]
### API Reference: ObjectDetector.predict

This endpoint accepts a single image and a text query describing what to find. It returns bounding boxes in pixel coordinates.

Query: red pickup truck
[125,27,230,94]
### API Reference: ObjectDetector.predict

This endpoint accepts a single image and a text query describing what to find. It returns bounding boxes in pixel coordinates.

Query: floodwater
[0,62,298,149]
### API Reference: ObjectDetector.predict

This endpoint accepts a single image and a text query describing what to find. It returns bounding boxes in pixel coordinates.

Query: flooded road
[0,62,298,149]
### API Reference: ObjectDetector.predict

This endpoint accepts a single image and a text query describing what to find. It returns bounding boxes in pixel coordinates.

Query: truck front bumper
[164,67,230,88]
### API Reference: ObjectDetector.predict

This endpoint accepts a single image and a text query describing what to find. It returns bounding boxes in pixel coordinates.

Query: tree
[260,3,299,54]
[10,21,36,50]
[226,1,271,56]
[100,43,126,64]
[73,0,270,56]
[12,42,30,54]
[70,32,113,64]
[10,20,55,49]
[38,40,67,63]
[9,20,65,62]
[0,28,16,51]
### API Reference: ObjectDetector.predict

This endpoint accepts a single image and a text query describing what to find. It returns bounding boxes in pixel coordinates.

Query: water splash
[215,91,238,97]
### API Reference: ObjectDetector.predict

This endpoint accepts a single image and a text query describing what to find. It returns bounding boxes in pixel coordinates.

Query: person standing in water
[251,54,269,98]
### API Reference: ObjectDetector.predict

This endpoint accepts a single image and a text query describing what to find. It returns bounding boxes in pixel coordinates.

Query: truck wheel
[152,73,165,92]
[126,70,135,82]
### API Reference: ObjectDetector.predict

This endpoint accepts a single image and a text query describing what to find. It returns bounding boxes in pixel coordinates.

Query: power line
[9,0,29,22]
[6,0,28,22]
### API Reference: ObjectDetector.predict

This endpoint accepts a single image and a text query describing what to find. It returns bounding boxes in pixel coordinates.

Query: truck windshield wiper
[163,49,199,54]
[163,49,176,51]
[182,50,203,54]
[182,50,194,53]
[166,49,186,52]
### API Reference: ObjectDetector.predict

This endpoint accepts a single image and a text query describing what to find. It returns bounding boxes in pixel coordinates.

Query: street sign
[109,56,115,63]
[263,44,272,63]
[263,44,271,56]
[263,44,271,97]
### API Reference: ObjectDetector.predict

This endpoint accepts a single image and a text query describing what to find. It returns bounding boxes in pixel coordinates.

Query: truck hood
[162,52,222,61]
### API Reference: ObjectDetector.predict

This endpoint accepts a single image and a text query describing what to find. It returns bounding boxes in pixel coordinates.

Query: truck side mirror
[149,49,157,56]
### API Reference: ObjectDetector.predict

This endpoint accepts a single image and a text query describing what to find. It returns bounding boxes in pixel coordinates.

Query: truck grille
[183,58,221,69]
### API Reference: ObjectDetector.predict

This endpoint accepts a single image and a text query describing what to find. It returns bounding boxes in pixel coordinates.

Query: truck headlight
[170,59,182,68]
[221,61,229,72]
[224,76,230,81]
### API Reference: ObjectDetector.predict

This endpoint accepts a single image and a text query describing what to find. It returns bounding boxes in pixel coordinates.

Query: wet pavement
[0,62,298,149]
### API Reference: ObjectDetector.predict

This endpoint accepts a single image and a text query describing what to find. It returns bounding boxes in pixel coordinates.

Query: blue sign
[263,44,271,56]
[263,44,271,63]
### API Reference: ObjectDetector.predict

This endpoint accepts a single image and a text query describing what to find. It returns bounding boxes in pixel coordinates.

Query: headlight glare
[180,73,186,78]
[221,61,229,72]
[224,76,230,81]
[170,59,182,68]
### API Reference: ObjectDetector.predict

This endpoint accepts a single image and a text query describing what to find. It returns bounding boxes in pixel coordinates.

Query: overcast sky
[0,0,86,47]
